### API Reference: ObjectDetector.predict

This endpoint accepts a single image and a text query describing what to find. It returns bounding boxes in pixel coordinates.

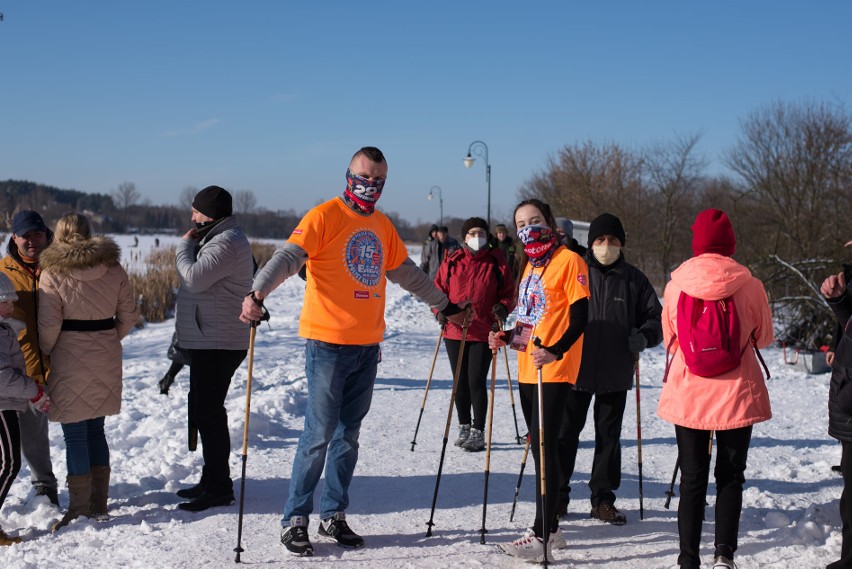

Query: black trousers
[675,424,752,568]
[519,381,571,537]
[188,349,247,496]
[444,339,492,431]
[829,440,852,569]
[558,389,627,508]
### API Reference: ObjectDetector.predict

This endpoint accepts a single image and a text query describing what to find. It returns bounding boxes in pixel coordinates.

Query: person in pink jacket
[657,209,773,569]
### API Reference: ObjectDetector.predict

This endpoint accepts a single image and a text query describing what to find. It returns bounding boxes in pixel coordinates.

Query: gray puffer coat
[0,318,39,411]
[175,216,252,351]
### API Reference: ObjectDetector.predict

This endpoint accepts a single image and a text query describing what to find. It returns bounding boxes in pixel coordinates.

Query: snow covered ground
[0,233,845,568]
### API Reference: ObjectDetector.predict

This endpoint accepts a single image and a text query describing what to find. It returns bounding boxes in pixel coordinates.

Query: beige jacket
[38,236,138,423]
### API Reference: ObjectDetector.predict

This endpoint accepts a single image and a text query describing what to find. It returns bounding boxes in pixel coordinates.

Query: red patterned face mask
[517,224,558,267]
[344,168,385,214]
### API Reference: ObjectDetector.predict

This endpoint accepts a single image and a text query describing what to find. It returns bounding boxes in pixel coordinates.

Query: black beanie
[460,217,489,239]
[587,213,626,247]
[192,186,233,219]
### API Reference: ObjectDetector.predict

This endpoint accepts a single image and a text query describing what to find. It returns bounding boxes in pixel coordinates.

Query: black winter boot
[158,373,176,395]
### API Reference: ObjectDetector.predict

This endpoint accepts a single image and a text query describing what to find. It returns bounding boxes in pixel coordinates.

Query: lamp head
[464,154,474,169]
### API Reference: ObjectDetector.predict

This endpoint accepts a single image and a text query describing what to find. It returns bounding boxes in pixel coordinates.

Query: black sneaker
[36,487,59,507]
[281,517,313,557]
[176,483,204,499]
[177,491,234,512]
[590,502,627,525]
[318,512,364,548]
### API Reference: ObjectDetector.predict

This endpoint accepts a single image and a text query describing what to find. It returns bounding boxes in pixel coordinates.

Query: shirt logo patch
[292,228,303,235]
[345,230,383,287]
[577,273,587,286]
[354,291,369,299]
[517,272,546,326]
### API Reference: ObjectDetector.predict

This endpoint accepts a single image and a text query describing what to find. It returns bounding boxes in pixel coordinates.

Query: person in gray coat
[174,186,253,512]
[420,226,461,280]
[556,213,663,525]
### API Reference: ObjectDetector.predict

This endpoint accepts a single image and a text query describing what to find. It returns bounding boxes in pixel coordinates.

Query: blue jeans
[283,340,379,523]
[61,417,109,476]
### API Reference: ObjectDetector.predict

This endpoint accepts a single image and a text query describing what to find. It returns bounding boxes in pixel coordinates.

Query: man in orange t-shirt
[241,147,469,557]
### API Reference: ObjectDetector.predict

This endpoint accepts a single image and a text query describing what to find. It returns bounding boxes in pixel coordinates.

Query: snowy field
[0,233,845,568]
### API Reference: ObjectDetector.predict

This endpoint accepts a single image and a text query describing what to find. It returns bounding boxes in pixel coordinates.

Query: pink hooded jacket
[657,254,774,430]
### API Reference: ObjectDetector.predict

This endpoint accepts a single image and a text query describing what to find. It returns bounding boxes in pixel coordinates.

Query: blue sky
[1,1,850,227]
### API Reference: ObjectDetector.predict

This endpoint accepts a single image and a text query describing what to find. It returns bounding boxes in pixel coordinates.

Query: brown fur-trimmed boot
[52,474,93,531]
[91,465,111,520]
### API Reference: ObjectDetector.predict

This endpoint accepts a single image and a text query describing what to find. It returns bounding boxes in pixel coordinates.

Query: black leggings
[443,339,492,431]
[675,424,752,568]
[0,410,22,508]
[519,381,571,537]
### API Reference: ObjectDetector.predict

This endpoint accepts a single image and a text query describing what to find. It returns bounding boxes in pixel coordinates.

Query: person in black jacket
[822,261,852,569]
[556,213,662,525]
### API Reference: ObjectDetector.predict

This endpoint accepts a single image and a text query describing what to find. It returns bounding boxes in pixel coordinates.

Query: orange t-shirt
[515,247,590,384]
[286,197,410,345]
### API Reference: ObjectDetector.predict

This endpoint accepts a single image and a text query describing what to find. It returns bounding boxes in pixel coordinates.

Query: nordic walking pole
[503,353,523,445]
[510,433,531,522]
[234,322,258,563]
[411,325,445,451]
[634,353,644,521]
[425,312,471,537]
[532,337,549,567]
[479,341,500,544]
[498,318,523,444]
[664,457,679,509]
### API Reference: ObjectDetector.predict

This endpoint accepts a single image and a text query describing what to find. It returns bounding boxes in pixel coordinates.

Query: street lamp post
[427,185,443,227]
[464,140,491,227]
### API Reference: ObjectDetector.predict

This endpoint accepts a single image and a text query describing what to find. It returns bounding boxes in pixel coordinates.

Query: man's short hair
[351,146,386,164]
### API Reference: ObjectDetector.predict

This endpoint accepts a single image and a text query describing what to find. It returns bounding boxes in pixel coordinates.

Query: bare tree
[112,182,140,211]
[643,132,707,284]
[521,140,653,273]
[179,186,197,210]
[726,100,852,259]
[725,100,852,348]
[233,189,257,214]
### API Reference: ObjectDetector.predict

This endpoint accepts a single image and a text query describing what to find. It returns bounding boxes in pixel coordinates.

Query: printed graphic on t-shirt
[345,229,383,287]
[517,272,546,326]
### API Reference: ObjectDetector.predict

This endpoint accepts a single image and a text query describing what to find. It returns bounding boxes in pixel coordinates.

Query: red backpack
[679,293,741,376]
[664,291,769,380]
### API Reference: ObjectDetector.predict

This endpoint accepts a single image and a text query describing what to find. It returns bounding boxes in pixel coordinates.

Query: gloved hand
[30,388,52,414]
[442,300,474,328]
[628,328,648,353]
[492,303,509,323]
[435,311,448,326]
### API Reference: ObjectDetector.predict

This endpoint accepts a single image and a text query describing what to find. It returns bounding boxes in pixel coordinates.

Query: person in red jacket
[434,217,515,451]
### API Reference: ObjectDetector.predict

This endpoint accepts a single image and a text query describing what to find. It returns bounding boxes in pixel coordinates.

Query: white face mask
[466,236,487,252]
[592,244,621,266]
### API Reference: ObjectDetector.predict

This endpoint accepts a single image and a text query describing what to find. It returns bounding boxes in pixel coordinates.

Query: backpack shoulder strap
[750,330,771,380]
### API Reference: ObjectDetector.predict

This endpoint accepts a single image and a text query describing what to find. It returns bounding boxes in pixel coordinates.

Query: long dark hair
[512,198,560,298]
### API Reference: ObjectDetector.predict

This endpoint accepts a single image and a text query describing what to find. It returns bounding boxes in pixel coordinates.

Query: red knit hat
[691,209,735,257]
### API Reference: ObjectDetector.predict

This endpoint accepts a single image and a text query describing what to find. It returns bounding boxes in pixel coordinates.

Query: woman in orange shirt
[489,198,590,562]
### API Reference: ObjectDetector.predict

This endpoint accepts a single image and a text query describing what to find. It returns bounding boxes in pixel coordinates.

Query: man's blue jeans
[283,340,379,524]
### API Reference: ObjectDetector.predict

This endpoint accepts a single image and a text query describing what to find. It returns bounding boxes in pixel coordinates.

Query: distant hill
[1,179,116,230]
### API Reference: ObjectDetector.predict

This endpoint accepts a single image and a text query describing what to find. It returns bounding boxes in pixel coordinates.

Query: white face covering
[592,244,621,266]
[466,236,487,252]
